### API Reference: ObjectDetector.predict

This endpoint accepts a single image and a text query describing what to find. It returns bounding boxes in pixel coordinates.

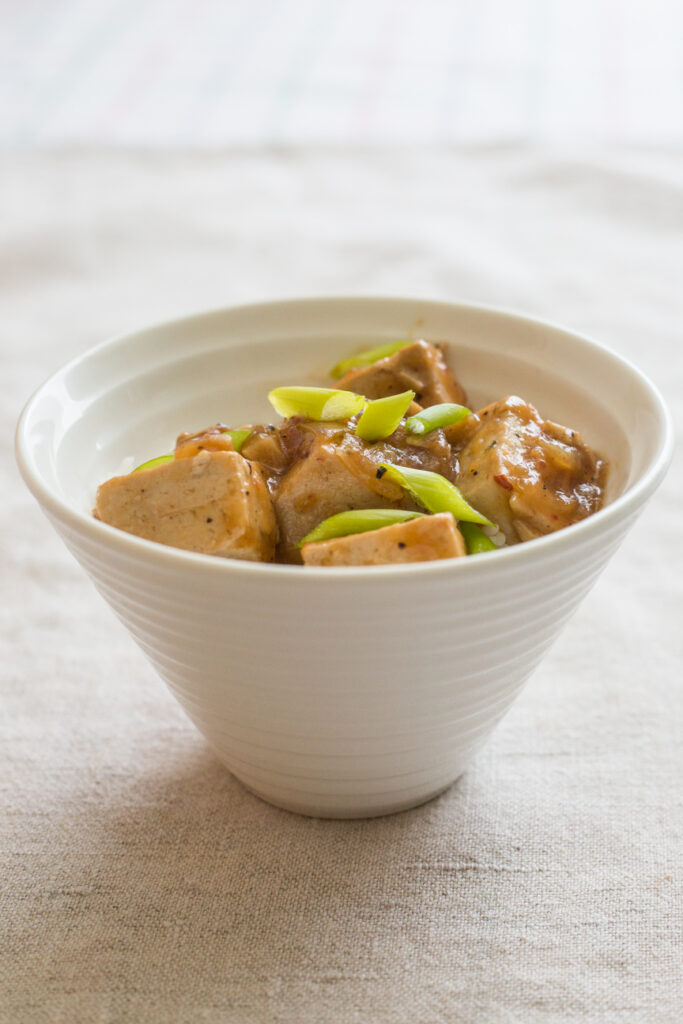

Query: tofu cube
[336,340,467,407]
[456,396,606,544]
[274,438,410,561]
[301,513,465,566]
[95,450,277,561]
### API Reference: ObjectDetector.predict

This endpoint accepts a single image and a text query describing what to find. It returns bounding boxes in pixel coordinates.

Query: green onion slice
[330,340,412,379]
[133,454,174,472]
[405,403,471,436]
[299,509,425,548]
[355,390,414,442]
[222,428,252,452]
[268,386,365,421]
[459,522,498,554]
[378,463,493,526]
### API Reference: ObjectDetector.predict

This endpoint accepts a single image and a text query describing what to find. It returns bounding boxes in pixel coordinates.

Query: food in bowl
[16,297,672,817]
[94,338,607,566]
[95,340,606,565]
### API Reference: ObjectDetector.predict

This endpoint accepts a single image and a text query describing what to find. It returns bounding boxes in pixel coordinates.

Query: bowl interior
[20,298,665,520]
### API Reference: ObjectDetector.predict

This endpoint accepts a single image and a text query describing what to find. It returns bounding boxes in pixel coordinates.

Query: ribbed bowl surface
[16,298,672,816]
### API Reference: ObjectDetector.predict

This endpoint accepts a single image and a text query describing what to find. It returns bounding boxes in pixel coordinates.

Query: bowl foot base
[234,774,464,820]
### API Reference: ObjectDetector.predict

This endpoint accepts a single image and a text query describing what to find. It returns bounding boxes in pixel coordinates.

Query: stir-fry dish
[94,339,607,566]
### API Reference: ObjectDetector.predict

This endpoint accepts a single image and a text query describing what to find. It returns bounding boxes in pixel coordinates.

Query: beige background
[2,148,682,1022]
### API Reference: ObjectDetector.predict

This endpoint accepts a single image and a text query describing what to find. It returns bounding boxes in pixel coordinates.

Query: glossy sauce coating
[95,340,608,565]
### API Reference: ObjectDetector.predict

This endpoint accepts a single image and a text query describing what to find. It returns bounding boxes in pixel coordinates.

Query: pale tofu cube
[301,513,465,566]
[336,340,467,407]
[95,450,277,561]
[274,438,410,561]
[456,396,606,545]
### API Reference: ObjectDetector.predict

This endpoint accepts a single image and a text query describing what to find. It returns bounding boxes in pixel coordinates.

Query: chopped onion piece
[405,403,471,436]
[378,463,493,526]
[299,509,425,547]
[222,428,252,452]
[330,340,412,379]
[133,454,174,472]
[459,522,498,554]
[355,390,414,442]
[268,386,365,421]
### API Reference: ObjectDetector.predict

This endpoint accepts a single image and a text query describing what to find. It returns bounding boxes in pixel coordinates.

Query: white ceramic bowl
[16,298,672,817]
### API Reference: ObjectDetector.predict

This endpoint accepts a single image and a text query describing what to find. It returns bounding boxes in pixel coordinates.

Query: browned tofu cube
[301,513,465,566]
[336,340,467,407]
[95,450,277,561]
[174,424,235,458]
[239,425,289,473]
[456,396,607,545]
[274,437,413,561]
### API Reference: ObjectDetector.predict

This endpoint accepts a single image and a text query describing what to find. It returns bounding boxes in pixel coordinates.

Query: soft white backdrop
[2,0,682,146]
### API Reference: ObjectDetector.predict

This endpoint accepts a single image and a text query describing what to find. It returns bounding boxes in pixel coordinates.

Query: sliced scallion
[330,340,412,379]
[222,428,252,452]
[133,454,174,472]
[378,463,493,526]
[405,403,471,436]
[355,390,414,442]
[299,509,425,548]
[459,521,498,554]
[268,386,365,421]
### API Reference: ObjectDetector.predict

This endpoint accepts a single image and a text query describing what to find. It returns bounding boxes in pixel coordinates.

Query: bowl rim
[15,295,674,583]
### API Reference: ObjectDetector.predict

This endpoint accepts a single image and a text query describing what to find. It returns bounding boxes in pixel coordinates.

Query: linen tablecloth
[2,148,681,1022]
